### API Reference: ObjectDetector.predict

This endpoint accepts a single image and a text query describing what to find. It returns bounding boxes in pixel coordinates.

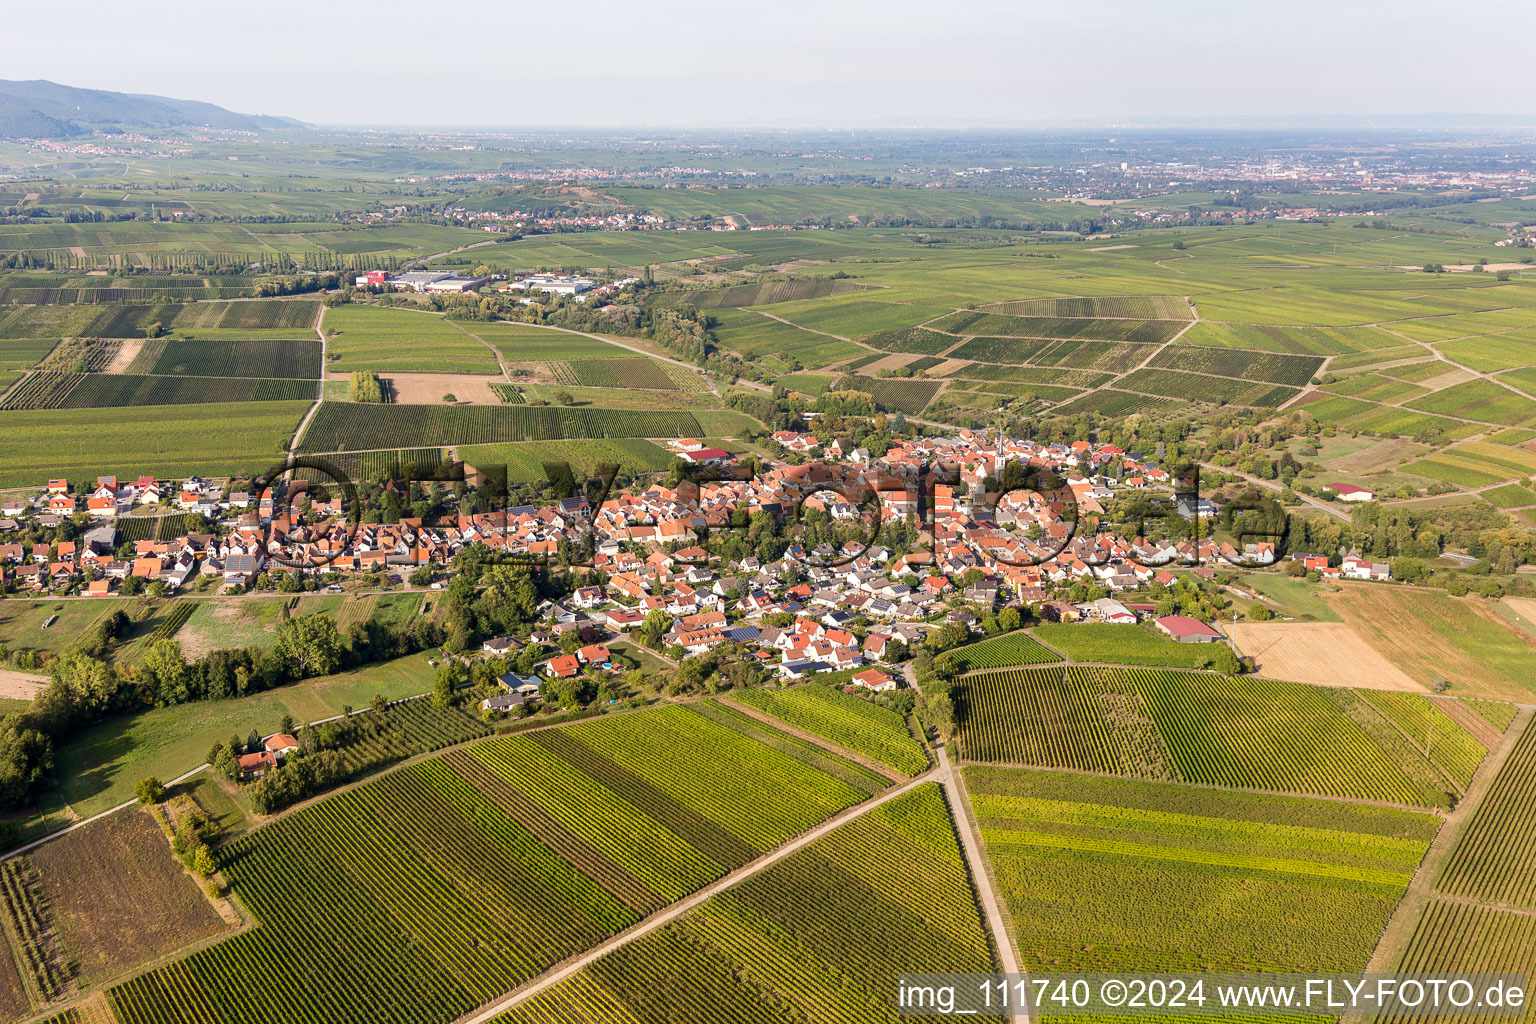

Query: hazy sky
[10,0,1535,127]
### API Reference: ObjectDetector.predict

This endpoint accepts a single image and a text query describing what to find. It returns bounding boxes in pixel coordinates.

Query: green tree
[191,845,217,877]
[135,776,165,804]
[0,725,53,809]
[274,614,345,678]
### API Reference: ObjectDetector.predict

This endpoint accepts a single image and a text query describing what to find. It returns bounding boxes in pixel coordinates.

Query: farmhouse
[677,447,731,465]
[850,668,898,692]
[1154,615,1225,643]
[1327,483,1375,503]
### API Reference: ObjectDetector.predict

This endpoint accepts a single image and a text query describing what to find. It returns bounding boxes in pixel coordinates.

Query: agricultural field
[0,302,183,339]
[126,337,321,379]
[864,326,962,354]
[13,809,229,993]
[968,767,1437,973]
[1404,439,1536,487]
[547,356,698,391]
[706,307,863,369]
[0,401,309,487]
[33,338,121,373]
[1354,690,1492,791]
[930,311,1187,343]
[468,323,634,362]
[729,685,927,775]
[0,371,315,410]
[831,374,941,413]
[1405,378,1536,426]
[1436,721,1536,907]
[1115,367,1300,407]
[99,704,883,1024]
[1294,392,1481,440]
[936,631,1060,673]
[170,299,319,333]
[321,305,501,374]
[1329,585,1536,702]
[981,294,1192,319]
[955,665,1460,807]
[689,700,894,794]
[1384,899,1536,1024]
[1182,321,1410,355]
[1228,621,1420,690]
[1031,623,1235,668]
[675,277,871,307]
[1054,388,1181,416]
[457,438,673,485]
[297,403,703,453]
[1147,345,1325,385]
[491,784,996,1024]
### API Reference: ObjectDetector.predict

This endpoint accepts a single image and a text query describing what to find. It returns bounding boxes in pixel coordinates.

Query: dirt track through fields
[1228,621,1423,691]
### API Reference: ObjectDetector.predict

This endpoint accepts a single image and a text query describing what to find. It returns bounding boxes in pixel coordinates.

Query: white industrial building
[505,274,596,296]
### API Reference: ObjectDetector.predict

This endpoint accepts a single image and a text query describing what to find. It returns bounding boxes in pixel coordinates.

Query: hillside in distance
[0,79,304,139]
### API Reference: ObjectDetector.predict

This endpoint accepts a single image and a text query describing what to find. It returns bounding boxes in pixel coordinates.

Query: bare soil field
[383,373,503,405]
[928,358,971,376]
[104,337,142,373]
[0,670,48,700]
[1229,621,1423,691]
[1323,437,1429,474]
[859,353,923,373]
[1330,584,1536,703]
[1417,368,1475,391]
[23,808,229,985]
[1500,596,1536,639]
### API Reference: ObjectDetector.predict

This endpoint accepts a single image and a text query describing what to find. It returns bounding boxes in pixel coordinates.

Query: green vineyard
[1382,899,1536,1024]
[730,685,928,775]
[127,338,322,379]
[931,311,1186,343]
[1437,721,1536,907]
[493,783,998,1024]
[297,403,703,452]
[0,372,316,410]
[969,767,1436,974]
[1355,689,1489,790]
[957,666,1454,806]
[937,631,1061,673]
[103,704,880,1024]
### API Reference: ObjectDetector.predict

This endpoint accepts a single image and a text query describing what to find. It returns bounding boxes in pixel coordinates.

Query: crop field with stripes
[102,704,888,1024]
[969,767,1437,974]
[491,784,997,1024]
[955,666,1471,807]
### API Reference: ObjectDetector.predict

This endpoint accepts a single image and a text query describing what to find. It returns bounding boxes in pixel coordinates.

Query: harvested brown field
[927,358,972,376]
[858,352,923,373]
[22,808,228,985]
[378,373,504,405]
[1501,597,1536,640]
[104,337,142,374]
[1229,621,1423,691]
[0,670,47,700]
[1329,584,1536,703]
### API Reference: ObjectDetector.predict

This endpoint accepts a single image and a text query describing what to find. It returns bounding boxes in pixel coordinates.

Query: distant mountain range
[0,80,304,139]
